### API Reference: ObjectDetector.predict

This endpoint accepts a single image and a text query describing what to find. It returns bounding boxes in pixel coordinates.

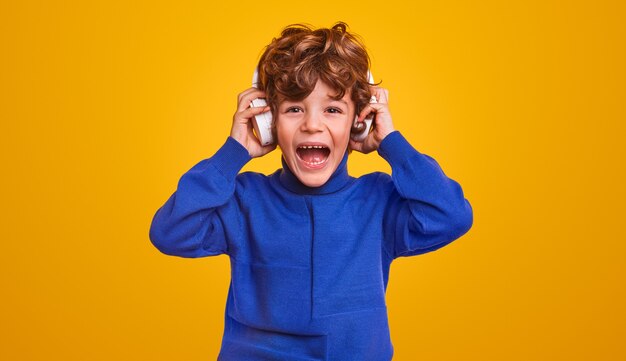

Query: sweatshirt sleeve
[377,131,473,258]
[149,137,251,258]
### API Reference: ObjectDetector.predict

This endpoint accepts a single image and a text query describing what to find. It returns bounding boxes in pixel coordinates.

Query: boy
[150,22,473,361]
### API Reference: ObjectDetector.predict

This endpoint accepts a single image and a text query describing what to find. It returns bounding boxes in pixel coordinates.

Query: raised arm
[349,86,472,258]
[150,86,278,257]
[149,137,251,257]
[379,131,473,258]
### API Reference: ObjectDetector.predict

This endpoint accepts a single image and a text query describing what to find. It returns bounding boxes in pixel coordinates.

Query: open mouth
[296,144,331,168]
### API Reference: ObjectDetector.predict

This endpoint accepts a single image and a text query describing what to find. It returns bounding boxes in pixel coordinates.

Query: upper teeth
[300,145,325,149]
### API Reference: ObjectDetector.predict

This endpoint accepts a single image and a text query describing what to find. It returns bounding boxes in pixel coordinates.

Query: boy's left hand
[349,86,395,154]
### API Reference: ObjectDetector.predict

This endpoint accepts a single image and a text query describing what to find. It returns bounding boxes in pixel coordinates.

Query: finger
[356,104,374,123]
[356,102,387,123]
[237,87,261,104]
[246,116,255,133]
[234,105,271,123]
[237,90,267,112]
[370,86,388,104]
[377,88,389,104]
[240,104,271,118]
[237,89,268,111]
[246,120,262,145]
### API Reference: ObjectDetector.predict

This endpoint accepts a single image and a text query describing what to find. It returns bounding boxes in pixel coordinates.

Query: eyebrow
[328,98,349,106]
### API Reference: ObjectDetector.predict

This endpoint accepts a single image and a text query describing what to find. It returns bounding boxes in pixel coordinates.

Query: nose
[301,111,324,133]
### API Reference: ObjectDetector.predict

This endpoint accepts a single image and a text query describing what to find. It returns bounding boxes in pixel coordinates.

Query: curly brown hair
[256,22,373,118]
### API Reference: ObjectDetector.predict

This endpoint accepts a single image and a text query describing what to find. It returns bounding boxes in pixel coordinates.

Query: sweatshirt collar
[277,151,352,195]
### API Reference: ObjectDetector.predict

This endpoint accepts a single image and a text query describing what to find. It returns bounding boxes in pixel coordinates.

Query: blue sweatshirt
[149,131,473,361]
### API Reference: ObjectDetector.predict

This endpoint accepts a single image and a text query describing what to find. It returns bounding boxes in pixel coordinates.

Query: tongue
[299,148,328,163]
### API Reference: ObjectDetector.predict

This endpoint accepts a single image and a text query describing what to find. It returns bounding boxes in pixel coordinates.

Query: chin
[293,149,345,188]
[297,173,331,188]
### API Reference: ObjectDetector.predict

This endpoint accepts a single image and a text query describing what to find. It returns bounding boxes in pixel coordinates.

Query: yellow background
[2,0,625,359]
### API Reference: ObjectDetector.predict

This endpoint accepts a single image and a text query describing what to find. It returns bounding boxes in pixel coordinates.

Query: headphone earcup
[351,114,366,134]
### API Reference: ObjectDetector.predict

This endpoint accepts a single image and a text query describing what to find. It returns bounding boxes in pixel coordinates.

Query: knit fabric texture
[150,131,473,360]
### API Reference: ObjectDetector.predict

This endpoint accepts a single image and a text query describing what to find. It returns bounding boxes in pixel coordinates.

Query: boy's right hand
[230,88,277,158]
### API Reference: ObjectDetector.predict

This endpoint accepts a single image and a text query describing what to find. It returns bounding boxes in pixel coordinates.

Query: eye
[285,106,303,113]
[326,107,343,114]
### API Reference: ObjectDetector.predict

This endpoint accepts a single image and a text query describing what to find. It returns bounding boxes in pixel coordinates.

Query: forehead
[281,80,353,104]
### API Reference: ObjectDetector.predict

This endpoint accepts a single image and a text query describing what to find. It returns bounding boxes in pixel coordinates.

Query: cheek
[275,118,295,149]
[332,120,353,145]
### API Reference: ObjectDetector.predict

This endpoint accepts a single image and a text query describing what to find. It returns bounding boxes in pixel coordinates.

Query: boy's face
[276,80,354,188]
